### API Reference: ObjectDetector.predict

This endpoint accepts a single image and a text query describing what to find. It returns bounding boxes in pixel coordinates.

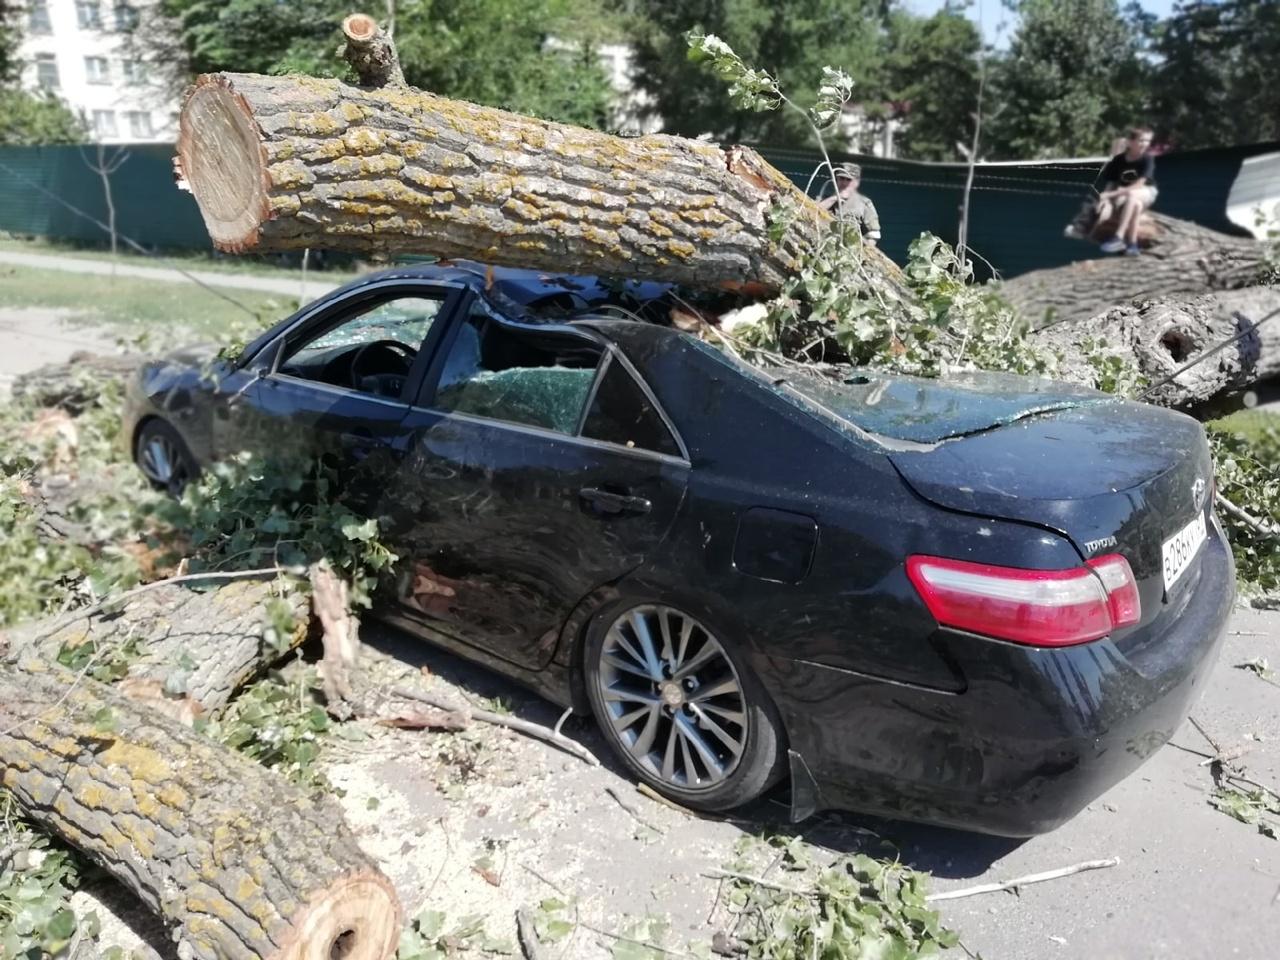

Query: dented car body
[124,263,1234,836]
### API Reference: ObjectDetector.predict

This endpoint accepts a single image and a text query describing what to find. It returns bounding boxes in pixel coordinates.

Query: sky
[906,0,1180,48]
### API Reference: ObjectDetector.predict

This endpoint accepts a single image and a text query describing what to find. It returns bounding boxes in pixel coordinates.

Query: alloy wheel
[138,430,189,495]
[594,605,749,790]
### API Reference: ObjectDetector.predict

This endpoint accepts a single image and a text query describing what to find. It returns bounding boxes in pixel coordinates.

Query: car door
[384,298,690,670]
[223,281,464,496]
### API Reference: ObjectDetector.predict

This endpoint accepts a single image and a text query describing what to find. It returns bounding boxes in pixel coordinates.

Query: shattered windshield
[767,365,1111,444]
[684,337,1110,446]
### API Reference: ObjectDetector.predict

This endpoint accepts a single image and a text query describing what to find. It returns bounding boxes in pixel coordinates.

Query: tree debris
[389,685,600,766]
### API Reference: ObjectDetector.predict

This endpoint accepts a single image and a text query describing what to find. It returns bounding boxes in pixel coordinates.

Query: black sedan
[124,261,1235,836]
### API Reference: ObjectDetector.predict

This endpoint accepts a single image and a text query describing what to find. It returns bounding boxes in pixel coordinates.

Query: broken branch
[605,785,665,835]
[923,858,1121,902]
[389,685,600,766]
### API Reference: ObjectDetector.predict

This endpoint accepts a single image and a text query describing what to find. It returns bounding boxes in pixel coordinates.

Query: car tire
[583,600,786,812]
[134,418,198,497]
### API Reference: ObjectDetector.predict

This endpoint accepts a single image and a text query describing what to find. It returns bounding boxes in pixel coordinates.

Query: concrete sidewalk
[0,249,343,300]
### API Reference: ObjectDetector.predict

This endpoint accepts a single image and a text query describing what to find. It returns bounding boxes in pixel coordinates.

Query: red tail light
[906,553,1141,647]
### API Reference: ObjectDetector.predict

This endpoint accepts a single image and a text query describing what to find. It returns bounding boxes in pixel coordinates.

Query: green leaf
[611,939,659,960]
[413,909,447,941]
[90,706,118,734]
[540,919,574,943]
[339,516,379,542]
[44,907,77,941]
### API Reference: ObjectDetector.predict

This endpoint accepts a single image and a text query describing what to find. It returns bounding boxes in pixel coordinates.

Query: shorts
[1117,185,1158,208]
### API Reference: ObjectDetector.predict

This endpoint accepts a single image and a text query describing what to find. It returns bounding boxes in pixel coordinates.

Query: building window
[93,110,118,138]
[126,111,153,139]
[35,53,60,90]
[121,59,147,84]
[28,1,53,35]
[85,56,110,84]
[75,1,103,30]
[113,3,139,31]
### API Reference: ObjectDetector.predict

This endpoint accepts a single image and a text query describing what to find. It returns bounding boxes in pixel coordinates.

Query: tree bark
[11,351,146,413]
[1002,213,1268,327]
[1029,285,1280,411]
[174,72,839,293]
[3,579,311,718]
[340,13,405,88]
[0,655,401,960]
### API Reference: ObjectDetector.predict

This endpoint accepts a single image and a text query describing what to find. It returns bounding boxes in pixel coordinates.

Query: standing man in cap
[818,163,882,246]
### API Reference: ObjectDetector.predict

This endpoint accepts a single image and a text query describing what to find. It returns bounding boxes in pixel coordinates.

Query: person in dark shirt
[1097,127,1157,255]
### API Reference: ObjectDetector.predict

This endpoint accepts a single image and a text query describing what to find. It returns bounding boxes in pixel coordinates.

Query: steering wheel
[348,339,417,390]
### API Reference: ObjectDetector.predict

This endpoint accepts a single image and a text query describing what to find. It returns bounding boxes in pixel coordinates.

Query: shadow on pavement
[363,619,1025,880]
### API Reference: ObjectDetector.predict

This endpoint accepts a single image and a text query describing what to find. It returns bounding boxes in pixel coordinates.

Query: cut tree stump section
[0,655,402,960]
[4,578,311,719]
[1031,285,1280,411]
[1002,213,1269,327]
[175,72,839,292]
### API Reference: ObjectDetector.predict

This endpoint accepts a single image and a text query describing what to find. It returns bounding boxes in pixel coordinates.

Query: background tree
[875,7,981,161]
[626,0,888,144]
[0,0,88,144]
[143,0,614,128]
[1148,0,1280,150]
[0,89,88,145]
[985,0,1148,159]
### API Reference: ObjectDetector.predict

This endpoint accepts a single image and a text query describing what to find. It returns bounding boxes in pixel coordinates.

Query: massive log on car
[0,655,401,960]
[1029,285,1280,411]
[1002,213,1269,327]
[4,578,310,718]
[175,72,844,293]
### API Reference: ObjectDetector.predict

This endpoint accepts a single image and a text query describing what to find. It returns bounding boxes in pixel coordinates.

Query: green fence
[0,143,210,251]
[758,141,1278,279]
[0,140,1274,279]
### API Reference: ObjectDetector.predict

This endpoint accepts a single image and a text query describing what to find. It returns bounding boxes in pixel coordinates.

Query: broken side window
[432,304,603,435]
[581,355,681,457]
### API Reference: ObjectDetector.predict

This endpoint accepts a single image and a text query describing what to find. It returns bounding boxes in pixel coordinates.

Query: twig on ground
[1200,745,1250,767]
[520,862,570,899]
[605,785,665,834]
[552,705,573,737]
[1223,771,1280,801]
[584,922,695,959]
[390,685,599,766]
[636,781,701,818]
[516,909,548,960]
[705,870,813,899]
[710,857,1122,905]
[1187,716,1223,756]
[706,877,726,926]
[924,858,1121,902]
[1167,741,1214,761]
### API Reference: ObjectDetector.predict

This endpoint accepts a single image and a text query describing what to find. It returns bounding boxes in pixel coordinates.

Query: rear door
[385,300,689,669]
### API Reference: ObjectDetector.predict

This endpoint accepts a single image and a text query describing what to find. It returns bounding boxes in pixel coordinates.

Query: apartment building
[18,0,178,143]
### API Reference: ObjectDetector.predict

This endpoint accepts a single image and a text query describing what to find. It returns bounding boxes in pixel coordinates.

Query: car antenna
[1136,305,1280,402]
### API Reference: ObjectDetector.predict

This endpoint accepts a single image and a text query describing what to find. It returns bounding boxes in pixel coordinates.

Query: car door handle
[579,487,652,516]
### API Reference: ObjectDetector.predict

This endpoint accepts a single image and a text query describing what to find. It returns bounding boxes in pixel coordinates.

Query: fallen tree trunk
[1002,213,1269,327]
[176,73,844,293]
[0,655,401,960]
[11,352,146,413]
[1029,285,1280,411]
[4,577,311,718]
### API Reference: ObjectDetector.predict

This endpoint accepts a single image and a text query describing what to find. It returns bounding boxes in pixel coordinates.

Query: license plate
[1162,510,1207,591]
